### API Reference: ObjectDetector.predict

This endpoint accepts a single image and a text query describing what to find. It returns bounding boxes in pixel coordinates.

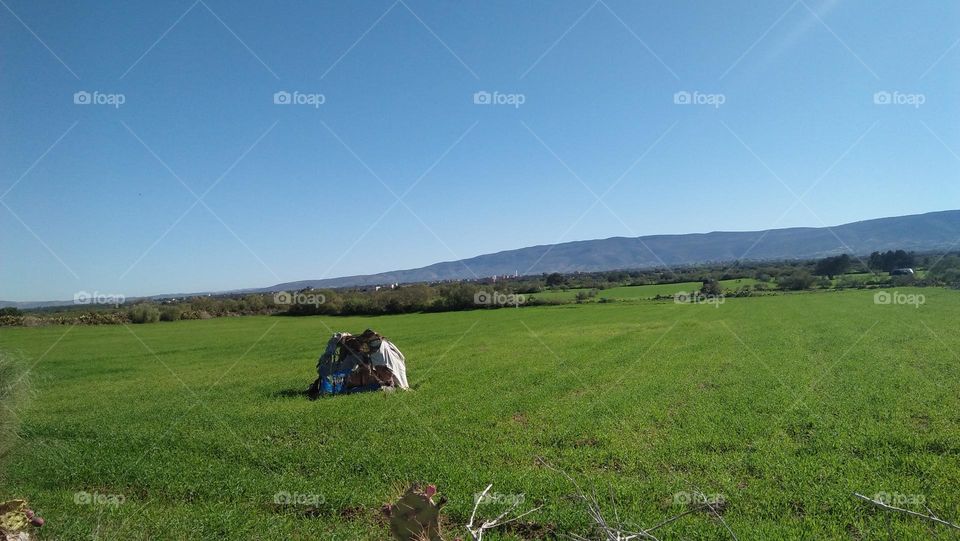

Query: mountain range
[262,209,960,291]
[5,209,958,308]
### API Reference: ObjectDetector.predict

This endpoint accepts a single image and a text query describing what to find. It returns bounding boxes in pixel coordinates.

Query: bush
[159,305,182,322]
[778,270,815,291]
[814,254,851,278]
[699,279,723,296]
[545,273,566,287]
[0,315,24,327]
[128,304,161,324]
[574,289,598,303]
[928,256,960,286]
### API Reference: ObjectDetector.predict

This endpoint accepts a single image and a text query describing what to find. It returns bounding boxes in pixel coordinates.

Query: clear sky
[1,0,958,301]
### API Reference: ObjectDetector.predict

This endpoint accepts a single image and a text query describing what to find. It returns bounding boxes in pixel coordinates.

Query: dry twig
[853,492,960,532]
[465,484,542,541]
[536,457,737,540]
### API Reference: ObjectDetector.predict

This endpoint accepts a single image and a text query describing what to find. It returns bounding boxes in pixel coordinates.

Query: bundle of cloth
[307,329,409,397]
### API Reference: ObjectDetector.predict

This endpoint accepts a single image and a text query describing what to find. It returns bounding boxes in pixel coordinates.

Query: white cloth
[369,339,409,389]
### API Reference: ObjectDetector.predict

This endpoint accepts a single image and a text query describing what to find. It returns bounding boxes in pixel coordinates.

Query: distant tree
[928,255,960,285]
[813,254,851,278]
[545,273,566,287]
[0,307,21,316]
[699,279,722,296]
[778,270,815,291]
[868,250,915,272]
[605,271,629,283]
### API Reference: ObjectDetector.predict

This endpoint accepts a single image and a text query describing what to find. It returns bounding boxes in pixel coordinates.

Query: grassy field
[1,288,959,539]
[529,278,761,302]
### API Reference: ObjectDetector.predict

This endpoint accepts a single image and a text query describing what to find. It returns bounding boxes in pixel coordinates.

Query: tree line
[2,250,958,326]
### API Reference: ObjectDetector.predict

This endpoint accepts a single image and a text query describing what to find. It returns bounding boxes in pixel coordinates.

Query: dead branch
[536,457,737,541]
[853,492,960,531]
[465,484,542,541]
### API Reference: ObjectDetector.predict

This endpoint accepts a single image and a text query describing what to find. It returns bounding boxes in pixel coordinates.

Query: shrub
[731,286,754,297]
[778,270,815,291]
[159,305,182,322]
[0,315,24,327]
[128,304,161,324]
[814,254,852,278]
[928,256,960,286]
[574,289,598,303]
[545,273,566,287]
[699,279,723,296]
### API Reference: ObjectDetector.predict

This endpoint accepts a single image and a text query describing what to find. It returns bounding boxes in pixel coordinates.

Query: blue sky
[1,0,958,301]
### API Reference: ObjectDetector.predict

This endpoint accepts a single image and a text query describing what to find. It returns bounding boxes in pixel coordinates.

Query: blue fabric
[320,369,352,395]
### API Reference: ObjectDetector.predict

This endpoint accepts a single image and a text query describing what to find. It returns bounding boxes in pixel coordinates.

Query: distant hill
[261,209,960,291]
[5,209,958,308]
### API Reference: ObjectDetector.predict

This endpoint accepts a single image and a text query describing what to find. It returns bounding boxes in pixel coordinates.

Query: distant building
[891,268,915,276]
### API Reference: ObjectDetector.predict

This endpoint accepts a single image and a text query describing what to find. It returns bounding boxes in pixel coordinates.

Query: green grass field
[529,279,761,303]
[2,288,959,539]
